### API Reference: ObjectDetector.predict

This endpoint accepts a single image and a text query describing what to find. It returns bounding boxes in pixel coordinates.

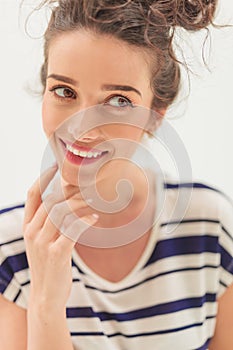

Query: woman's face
[42,30,162,186]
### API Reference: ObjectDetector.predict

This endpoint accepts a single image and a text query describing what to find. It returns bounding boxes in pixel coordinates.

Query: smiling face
[42,30,163,187]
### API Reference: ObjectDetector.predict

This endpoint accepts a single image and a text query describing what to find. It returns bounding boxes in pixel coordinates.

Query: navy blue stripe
[21,280,30,287]
[66,293,216,321]
[71,260,85,274]
[164,182,233,204]
[164,182,221,193]
[220,280,227,288]
[0,263,14,293]
[219,245,233,273]
[70,331,105,337]
[0,277,8,293]
[0,237,24,247]
[160,218,220,227]
[70,315,215,338]
[219,280,229,288]
[13,289,21,303]
[0,204,25,215]
[2,253,28,273]
[2,259,221,297]
[0,253,28,292]
[145,235,218,267]
[84,264,217,294]
[72,278,81,283]
[108,316,215,338]
[221,224,233,242]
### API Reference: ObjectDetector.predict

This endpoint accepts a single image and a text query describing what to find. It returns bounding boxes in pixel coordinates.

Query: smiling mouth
[60,139,109,165]
[66,143,106,158]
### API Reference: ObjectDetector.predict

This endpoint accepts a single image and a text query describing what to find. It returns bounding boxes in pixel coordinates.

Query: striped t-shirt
[0,177,233,350]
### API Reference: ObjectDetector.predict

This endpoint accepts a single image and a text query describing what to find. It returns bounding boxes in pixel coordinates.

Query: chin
[59,164,79,187]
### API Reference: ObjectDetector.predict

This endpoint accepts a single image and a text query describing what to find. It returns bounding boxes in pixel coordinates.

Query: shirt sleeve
[0,244,23,305]
[217,193,233,298]
[0,206,28,309]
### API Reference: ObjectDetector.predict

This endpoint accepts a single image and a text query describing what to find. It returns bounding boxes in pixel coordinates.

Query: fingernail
[92,213,99,220]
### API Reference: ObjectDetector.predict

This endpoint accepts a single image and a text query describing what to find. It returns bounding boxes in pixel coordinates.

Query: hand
[23,166,98,311]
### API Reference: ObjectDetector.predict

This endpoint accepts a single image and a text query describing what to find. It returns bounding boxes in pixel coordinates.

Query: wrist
[27,301,73,350]
[28,297,67,319]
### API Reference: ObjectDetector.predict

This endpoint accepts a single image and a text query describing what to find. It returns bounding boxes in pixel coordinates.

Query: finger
[26,187,92,238]
[42,178,82,214]
[38,198,91,242]
[41,175,75,203]
[40,164,58,194]
[55,213,99,250]
[54,180,81,201]
[24,165,58,226]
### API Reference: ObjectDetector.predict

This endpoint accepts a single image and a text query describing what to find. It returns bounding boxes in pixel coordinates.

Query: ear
[146,108,167,134]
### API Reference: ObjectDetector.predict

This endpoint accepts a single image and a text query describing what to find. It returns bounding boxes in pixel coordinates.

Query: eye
[106,95,133,108]
[49,86,76,100]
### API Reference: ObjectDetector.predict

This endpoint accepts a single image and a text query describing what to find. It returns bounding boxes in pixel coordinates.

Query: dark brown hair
[37,0,217,109]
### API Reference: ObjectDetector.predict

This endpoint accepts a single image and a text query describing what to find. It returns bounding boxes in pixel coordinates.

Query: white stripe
[15,268,30,285]
[142,252,219,277]
[101,303,217,334]
[68,268,218,311]
[0,208,24,244]
[3,279,20,300]
[159,221,220,239]
[70,317,215,350]
[1,239,25,257]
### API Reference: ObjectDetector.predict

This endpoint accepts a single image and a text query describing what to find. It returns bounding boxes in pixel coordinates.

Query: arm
[27,301,74,350]
[23,166,98,350]
[0,294,27,350]
[208,193,233,349]
[0,293,75,350]
[208,283,233,350]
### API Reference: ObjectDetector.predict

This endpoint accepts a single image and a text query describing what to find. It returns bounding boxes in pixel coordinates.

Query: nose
[78,128,102,142]
[68,124,103,142]
[66,105,106,141]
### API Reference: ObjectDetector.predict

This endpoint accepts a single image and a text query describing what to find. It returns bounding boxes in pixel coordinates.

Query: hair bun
[150,0,217,31]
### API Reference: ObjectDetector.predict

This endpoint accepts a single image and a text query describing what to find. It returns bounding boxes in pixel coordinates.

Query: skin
[42,30,160,188]
[42,30,164,279]
[0,29,232,350]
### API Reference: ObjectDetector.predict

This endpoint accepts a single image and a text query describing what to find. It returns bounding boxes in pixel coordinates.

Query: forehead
[47,30,152,86]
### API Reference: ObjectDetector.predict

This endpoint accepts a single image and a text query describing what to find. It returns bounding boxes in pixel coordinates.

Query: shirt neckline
[71,219,160,290]
[71,171,163,290]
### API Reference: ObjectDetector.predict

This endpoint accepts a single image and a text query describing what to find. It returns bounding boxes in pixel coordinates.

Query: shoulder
[161,175,233,256]
[0,203,29,309]
[0,203,26,258]
[0,203,25,242]
[163,175,232,222]
[163,176,233,288]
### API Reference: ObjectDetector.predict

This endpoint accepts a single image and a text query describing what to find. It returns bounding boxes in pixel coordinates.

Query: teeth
[66,144,103,158]
[73,149,80,156]
[79,151,87,157]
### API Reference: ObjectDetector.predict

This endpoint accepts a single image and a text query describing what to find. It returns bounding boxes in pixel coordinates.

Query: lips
[59,139,108,165]
[65,140,104,154]
[66,143,104,158]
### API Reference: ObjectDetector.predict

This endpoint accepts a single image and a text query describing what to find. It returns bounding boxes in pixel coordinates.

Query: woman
[0,0,233,349]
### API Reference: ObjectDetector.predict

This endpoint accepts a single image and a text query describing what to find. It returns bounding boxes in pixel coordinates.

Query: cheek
[42,94,67,138]
[127,126,144,140]
[103,125,144,141]
[42,96,54,137]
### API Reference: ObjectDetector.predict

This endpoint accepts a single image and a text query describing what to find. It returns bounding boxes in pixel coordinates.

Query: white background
[0,0,233,208]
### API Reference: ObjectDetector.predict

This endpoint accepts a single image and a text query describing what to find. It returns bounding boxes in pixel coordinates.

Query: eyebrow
[101,84,142,97]
[47,74,78,86]
[47,74,142,97]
